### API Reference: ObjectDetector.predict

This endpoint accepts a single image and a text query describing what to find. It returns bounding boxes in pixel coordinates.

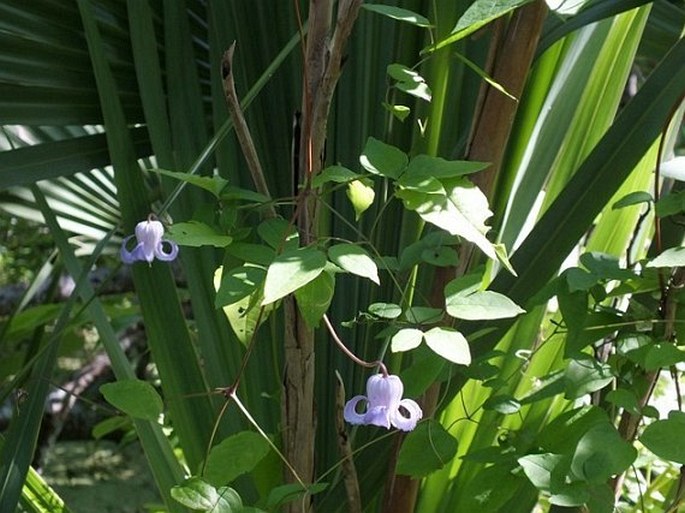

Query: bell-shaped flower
[120,217,178,265]
[344,373,422,431]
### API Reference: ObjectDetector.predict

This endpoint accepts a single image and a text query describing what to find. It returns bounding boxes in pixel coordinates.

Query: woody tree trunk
[283,2,363,512]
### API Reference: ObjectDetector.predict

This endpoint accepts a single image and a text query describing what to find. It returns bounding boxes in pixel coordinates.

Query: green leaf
[643,343,685,370]
[171,477,242,512]
[205,431,271,486]
[423,327,471,365]
[258,218,299,251]
[215,265,266,307]
[404,307,443,324]
[571,423,636,483]
[563,359,614,399]
[402,154,489,180]
[518,453,564,490]
[359,137,408,179]
[579,252,633,281]
[225,243,276,266]
[294,271,335,328]
[262,247,327,305]
[482,394,521,414]
[445,288,525,321]
[368,302,402,319]
[453,50,517,100]
[641,411,685,464]
[266,483,328,509]
[99,380,163,421]
[155,168,229,197]
[605,389,640,415]
[421,246,459,267]
[656,189,685,217]
[396,420,458,477]
[222,295,264,346]
[346,179,376,220]
[328,243,379,284]
[397,176,496,260]
[383,102,411,121]
[391,328,424,352]
[312,165,360,187]
[92,416,132,440]
[431,0,534,51]
[220,185,270,204]
[646,247,685,268]
[387,64,432,102]
[612,190,652,209]
[166,221,232,247]
[362,4,432,27]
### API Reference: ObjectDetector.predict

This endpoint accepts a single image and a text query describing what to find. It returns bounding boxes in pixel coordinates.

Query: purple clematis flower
[344,373,422,431]
[120,217,178,265]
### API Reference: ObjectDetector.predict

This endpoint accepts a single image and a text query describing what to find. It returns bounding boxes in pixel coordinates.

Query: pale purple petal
[390,398,423,431]
[154,240,179,261]
[366,374,402,412]
[363,406,391,429]
[135,219,164,262]
[344,373,421,431]
[120,236,140,264]
[121,218,178,265]
[343,396,368,425]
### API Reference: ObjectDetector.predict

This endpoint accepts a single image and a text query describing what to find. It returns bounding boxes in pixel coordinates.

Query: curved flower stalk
[120,216,178,265]
[344,373,422,431]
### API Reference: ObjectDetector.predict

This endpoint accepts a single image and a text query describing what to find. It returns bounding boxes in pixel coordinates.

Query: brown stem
[335,371,362,513]
[281,4,363,512]
[323,314,388,376]
[221,43,276,219]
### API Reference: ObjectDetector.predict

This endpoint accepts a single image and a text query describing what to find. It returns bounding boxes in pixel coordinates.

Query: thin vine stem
[323,314,388,377]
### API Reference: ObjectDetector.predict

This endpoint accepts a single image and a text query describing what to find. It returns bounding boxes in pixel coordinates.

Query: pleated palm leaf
[0,1,684,513]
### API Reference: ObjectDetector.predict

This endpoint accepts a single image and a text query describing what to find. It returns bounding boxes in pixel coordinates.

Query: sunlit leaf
[346,179,375,220]
[262,247,327,305]
[328,243,379,284]
[430,0,534,51]
[646,247,685,268]
[368,302,402,319]
[359,136,408,179]
[423,327,471,365]
[397,177,497,260]
[391,328,424,352]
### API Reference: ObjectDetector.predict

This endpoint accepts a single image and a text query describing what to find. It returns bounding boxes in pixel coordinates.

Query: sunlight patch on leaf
[423,327,471,365]
[262,247,327,305]
[328,243,379,284]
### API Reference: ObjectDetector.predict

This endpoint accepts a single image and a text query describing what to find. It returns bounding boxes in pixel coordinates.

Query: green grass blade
[31,186,188,513]
[0,128,150,188]
[488,35,685,342]
[77,0,215,470]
